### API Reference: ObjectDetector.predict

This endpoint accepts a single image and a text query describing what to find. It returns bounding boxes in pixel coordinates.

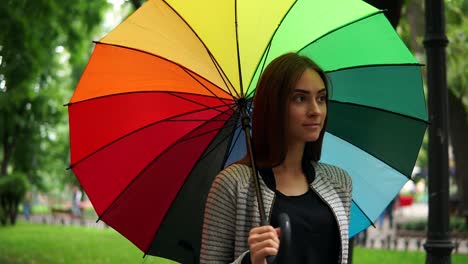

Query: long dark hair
[239,52,329,168]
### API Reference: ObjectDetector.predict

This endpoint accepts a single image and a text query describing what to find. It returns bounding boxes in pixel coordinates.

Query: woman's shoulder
[214,163,253,188]
[315,162,349,175]
[315,162,352,187]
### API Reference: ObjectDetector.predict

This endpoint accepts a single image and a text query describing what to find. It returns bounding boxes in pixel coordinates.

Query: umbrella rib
[95,108,233,224]
[68,104,232,169]
[177,119,240,144]
[167,91,234,114]
[325,63,424,74]
[220,113,241,168]
[245,41,272,100]
[352,199,377,229]
[178,68,237,112]
[162,0,237,98]
[221,120,245,166]
[297,10,383,54]
[199,122,242,163]
[164,119,231,122]
[234,0,244,96]
[207,48,240,99]
[245,0,300,97]
[329,100,429,124]
[66,90,233,107]
[241,100,254,135]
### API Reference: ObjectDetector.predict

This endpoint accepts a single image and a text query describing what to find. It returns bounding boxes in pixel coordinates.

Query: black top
[242,160,340,263]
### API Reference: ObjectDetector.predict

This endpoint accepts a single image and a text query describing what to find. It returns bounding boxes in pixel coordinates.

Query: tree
[0,1,110,194]
[400,0,468,221]
[0,172,28,225]
[445,0,468,222]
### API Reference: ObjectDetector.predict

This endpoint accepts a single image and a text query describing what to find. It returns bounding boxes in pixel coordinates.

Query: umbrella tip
[235,97,248,109]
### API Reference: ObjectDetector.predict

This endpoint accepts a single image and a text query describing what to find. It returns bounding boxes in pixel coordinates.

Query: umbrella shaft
[240,106,268,225]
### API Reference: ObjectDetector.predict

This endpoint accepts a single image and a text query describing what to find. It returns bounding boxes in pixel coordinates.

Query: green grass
[0,222,467,263]
[353,247,468,263]
[0,222,176,264]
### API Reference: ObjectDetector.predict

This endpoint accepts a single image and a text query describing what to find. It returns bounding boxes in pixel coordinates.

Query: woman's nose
[307,101,322,116]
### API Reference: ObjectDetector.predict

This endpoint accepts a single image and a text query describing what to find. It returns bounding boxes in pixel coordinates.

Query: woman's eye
[317,95,327,103]
[294,95,305,102]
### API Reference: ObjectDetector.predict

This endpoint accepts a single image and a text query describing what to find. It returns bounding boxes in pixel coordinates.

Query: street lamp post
[423,0,454,263]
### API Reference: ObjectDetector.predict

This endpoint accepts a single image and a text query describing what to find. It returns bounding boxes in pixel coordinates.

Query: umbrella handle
[266,213,291,264]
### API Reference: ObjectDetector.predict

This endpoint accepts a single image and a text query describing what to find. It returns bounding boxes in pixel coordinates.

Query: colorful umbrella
[68,0,427,262]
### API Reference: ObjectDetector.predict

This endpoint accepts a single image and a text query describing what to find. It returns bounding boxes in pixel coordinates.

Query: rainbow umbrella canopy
[68,0,427,262]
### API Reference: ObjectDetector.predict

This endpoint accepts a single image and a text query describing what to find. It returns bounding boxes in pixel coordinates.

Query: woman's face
[286,68,327,145]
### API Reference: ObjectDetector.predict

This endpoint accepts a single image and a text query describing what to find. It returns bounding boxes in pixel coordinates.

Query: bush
[0,171,29,225]
[398,217,468,232]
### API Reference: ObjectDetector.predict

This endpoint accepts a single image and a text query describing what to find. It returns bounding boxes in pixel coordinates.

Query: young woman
[200,53,352,264]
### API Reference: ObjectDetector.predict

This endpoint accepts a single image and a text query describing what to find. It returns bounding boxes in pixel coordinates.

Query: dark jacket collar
[258,159,316,191]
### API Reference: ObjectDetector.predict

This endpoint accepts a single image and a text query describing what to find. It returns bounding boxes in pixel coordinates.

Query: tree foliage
[0,1,110,191]
[445,0,468,219]
[0,171,28,225]
[446,0,467,103]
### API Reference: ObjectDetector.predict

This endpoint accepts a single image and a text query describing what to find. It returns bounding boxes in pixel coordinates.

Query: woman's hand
[248,225,280,264]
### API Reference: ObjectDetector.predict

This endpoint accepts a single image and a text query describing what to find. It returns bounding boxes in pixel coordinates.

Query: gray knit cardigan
[200,162,352,264]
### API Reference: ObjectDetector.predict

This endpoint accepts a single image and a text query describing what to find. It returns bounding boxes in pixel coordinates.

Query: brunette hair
[239,52,329,168]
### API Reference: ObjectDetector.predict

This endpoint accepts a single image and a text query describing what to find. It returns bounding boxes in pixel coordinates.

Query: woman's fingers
[275,227,281,237]
[250,238,280,253]
[249,225,277,236]
[248,225,280,264]
[249,238,279,264]
[248,229,280,245]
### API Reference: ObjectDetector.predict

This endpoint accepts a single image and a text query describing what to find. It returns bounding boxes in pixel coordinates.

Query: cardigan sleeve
[336,167,353,221]
[200,171,249,264]
[346,171,353,220]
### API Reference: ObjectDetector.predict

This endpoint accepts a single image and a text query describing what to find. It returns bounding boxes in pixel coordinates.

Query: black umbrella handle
[266,213,291,264]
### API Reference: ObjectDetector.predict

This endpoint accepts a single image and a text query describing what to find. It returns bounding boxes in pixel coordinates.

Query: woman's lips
[303,123,321,128]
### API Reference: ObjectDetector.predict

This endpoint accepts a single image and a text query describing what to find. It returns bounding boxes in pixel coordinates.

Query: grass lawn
[353,247,468,263]
[0,222,175,264]
[1,222,467,263]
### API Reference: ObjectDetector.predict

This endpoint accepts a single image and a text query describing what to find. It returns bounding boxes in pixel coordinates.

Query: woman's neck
[272,142,309,195]
[276,142,304,173]
[273,144,305,178]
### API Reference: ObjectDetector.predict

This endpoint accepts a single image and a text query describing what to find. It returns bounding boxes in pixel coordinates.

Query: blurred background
[0,0,466,263]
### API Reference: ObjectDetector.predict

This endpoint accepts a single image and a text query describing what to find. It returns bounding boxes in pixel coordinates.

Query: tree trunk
[448,89,468,224]
[0,196,6,226]
[9,198,18,225]
[1,136,18,177]
[1,111,21,177]
[1,131,11,177]
[406,0,425,55]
